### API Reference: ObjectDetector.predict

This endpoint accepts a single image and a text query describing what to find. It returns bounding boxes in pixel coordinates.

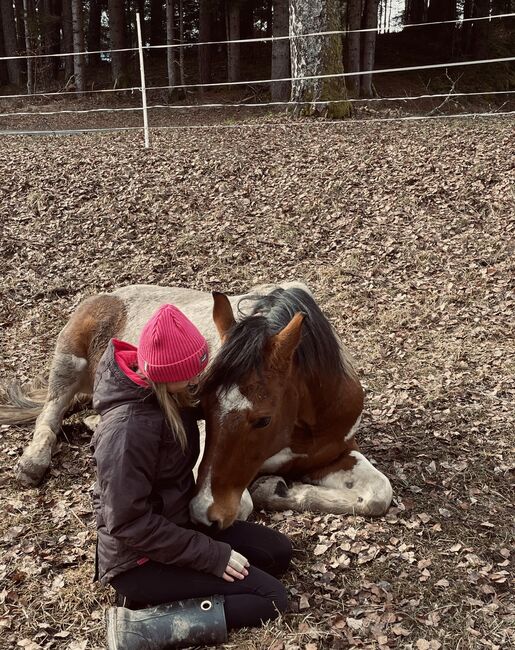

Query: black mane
[202,287,346,394]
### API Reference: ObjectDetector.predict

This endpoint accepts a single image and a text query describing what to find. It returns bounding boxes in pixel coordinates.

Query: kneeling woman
[91,304,292,649]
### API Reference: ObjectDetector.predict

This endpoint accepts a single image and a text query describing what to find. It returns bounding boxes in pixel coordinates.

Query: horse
[2,281,392,526]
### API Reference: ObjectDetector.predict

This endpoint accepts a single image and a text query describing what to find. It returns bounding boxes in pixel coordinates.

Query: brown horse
[2,281,392,525]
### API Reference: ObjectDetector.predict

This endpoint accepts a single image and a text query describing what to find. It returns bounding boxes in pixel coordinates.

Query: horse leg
[250,451,392,517]
[15,350,89,487]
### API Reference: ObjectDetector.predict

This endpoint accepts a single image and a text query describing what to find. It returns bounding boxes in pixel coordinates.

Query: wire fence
[0,12,513,62]
[1,12,513,143]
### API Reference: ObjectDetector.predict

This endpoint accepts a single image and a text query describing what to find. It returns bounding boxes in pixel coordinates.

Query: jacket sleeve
[94,412,231,577]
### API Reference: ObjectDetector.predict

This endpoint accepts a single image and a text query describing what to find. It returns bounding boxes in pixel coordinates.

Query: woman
[91,304,292,649]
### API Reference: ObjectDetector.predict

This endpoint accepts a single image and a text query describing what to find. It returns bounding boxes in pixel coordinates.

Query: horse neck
[294,368,363,433]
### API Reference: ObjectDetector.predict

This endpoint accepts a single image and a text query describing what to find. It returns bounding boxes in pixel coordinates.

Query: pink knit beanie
[137,305,209,383]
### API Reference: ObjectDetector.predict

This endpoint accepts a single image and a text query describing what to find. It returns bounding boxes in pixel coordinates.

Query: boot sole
[106,607,118,650]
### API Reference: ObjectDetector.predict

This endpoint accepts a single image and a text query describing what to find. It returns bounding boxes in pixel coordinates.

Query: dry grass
[0,114,514,650]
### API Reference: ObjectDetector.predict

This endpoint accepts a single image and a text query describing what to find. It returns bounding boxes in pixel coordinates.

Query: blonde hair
[149,380,199,452]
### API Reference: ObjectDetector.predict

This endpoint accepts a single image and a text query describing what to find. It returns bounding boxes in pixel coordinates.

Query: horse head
[190,292,305,529]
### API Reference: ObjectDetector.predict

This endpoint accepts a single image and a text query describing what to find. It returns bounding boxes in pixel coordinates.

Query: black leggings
[111,521,292,630]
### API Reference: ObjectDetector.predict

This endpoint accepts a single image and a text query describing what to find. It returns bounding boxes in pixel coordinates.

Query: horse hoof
[15,448,51,487]
[250,476,289,508]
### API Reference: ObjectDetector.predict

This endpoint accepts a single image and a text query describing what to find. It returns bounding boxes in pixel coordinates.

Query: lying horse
[2,281,392,526]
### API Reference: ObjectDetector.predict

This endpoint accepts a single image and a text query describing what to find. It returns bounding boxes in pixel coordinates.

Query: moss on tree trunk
[290,0,351,118]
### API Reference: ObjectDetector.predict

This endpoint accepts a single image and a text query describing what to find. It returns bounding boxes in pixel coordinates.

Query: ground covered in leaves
[0,115,513,650]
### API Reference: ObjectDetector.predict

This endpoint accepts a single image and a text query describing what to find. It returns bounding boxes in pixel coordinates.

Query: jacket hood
[92,339,154,415]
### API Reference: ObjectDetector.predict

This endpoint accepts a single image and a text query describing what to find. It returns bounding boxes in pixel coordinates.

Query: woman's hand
[222,550,250,582]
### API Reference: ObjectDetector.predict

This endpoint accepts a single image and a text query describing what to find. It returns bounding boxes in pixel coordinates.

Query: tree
[289,0,350,117]
[405,0,427,23]
[360,0,380,97]
[22,0,35,93]
[347,0,362,95]
[271,0,290,101]
[41,0,60,82]
[165,0,175,91]
[1,0,23,85]
[178,0,185,86]
[88,0,103,66]
[198,0,211,86]
[61,0,74,82]
[150,0,165,53]
[71,0,85,91]
[108,0,128,85]
[225,0,240,82]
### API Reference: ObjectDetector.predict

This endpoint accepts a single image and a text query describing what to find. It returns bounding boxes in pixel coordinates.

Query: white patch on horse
[217,385,252,419]
[189,468,214,527]
[237,489,254,521]
[314,451,393,516]
[260,447,308,473]
[344,414,362,441]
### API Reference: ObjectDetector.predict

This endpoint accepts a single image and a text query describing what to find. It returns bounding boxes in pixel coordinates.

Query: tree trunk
[44,0,61,81]
[240,0,253,39]
[88,0,102,66]
[225,0,240,82]
[150,0,164,52]
[406,0,426,23]
[61,0,74,82]
[290,0,350,117]
[178,0,184,86]
[165,0,175,93]
[198,0,211,87]
[470,0,491,58]
[271,0,289,101]
[360,0,379,98]
[22,0,35,93]
[15,0,25,51]
[347,0,362,96]
[0,15,8,85]
[1,0,23,85]
[71,0,85,91]
[427,0,456,22]
[108,0,128,85]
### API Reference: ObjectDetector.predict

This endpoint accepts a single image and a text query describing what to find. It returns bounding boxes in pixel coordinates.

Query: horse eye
[253,417,271,429]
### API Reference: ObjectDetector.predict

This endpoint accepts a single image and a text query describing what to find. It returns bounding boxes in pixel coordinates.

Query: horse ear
[267,312,305,372]
[212,291,236,341]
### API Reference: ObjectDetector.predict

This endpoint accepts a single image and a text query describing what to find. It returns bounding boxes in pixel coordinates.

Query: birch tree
[1,0,23,85]
[290,0,350,117]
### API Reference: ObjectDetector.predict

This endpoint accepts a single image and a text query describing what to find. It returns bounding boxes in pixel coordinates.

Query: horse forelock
[201,287,350,397]
[201,316,270,395]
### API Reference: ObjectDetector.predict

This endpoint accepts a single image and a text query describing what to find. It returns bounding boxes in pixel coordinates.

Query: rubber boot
[106,596,227,649]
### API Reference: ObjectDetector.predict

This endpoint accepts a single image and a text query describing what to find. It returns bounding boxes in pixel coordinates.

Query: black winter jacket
[90,339,231,585]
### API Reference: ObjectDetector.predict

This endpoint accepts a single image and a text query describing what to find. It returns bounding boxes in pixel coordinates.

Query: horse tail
[0,378,48,425]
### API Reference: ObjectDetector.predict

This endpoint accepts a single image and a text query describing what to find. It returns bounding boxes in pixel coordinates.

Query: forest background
[0,0,514,129]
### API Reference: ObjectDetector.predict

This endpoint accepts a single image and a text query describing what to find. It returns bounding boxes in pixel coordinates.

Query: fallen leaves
[1,117,513,649]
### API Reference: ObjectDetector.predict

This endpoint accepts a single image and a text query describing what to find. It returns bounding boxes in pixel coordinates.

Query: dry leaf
[299,595,310,611]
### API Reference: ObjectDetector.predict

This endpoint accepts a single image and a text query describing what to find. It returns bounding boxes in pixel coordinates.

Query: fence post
[136,12,150,148]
